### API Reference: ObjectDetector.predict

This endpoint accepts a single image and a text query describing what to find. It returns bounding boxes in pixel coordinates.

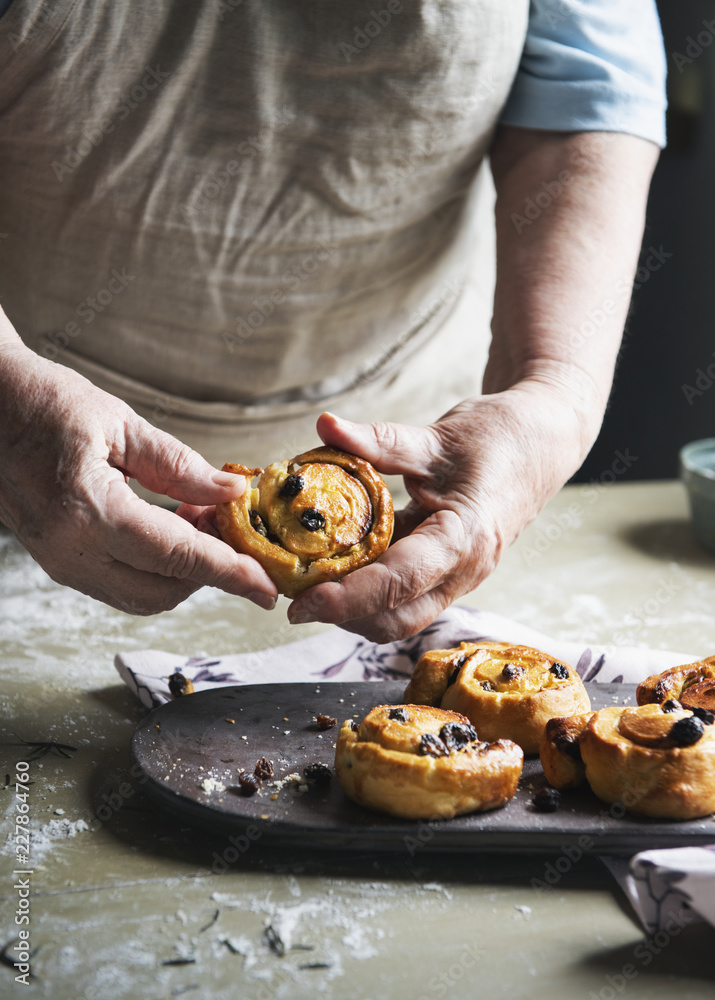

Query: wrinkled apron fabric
[0,0,527,470]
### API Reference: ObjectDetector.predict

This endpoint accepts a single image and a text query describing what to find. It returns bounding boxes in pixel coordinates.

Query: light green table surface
[2,480,715,1000]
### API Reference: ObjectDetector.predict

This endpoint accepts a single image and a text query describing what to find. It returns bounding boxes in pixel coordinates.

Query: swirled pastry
[334,704,523,820]
[216,446,394,598]
[539,712,594,791]
[404,641,591,754]
[577,703,715,819]
[636,656,715,719]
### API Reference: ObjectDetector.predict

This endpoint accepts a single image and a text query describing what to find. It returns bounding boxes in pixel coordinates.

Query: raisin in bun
[216,446,393,598]
[335,704,523,820]
[404,641,591,755]
[577,703,715,819]
[539,713,595,791]
[636,656,715,718]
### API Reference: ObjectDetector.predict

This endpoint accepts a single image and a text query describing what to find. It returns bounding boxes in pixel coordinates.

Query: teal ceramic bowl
[680,438,715,552]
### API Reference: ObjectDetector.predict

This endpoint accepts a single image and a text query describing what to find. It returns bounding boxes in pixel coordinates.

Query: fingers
[103,485,278,610]
[175,503,220,538]
[325,583,457,644]
[317,412,440,477]
[288,509,468,626]
[75,558,200,616]
[120,415,247,506]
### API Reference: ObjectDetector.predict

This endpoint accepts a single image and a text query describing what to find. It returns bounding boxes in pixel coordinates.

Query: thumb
[119,415,247,506]
[316,412,439,477]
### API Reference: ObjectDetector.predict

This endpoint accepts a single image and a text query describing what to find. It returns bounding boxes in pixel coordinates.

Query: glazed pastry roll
[637,656,715,720]
[539,713,595,791]
[404,641,591,754]
[579,703,715,819]
[217,446,394,597]
[334,704,523,820]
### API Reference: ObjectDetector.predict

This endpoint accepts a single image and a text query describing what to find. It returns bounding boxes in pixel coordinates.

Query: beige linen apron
[0,0,527,474]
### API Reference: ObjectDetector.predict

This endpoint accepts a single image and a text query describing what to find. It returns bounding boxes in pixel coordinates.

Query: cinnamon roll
[578,703,715,819]
[636,656,715,721]
[404,641,591,754]
[216,446,394,597]
[334,704,523,820]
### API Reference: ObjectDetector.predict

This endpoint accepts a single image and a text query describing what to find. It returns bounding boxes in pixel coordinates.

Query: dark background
[573,0,715,483]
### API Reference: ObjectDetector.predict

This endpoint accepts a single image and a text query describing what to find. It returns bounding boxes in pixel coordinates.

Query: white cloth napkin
[114,605,712,934]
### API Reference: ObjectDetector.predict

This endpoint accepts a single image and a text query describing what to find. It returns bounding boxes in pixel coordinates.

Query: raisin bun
[539,713,595,791]
[404,641,591,755]
[636,656,715,717]
[216,446,393,598]
[334,704,523,820]
[577,703,715,819]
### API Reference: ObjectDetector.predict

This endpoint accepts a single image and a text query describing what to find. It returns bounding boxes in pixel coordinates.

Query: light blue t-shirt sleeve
[500,0,667,147]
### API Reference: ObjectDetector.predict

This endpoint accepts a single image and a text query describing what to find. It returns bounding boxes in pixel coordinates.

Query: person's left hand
[286,382,587,641]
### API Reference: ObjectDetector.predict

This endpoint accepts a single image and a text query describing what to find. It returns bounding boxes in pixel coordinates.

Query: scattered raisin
[168,673,194,697]
[439,722,479,751]
[670,715,705,747]
[533,787,561,813]
[279,474,305,499]
[481,681,494,691]
[388,707,408,722]
[417,733,449,757]
[254,757,274,779]
[315,714,337,730]
[249,509,268,537]
[349,720,359,732]
[237,772,260,796]
[691,706,715,726]
[549,662,569,680]
[300,508,326,532]
[501,663,524,681]
[662,699,683,713]
[303,763,332,784]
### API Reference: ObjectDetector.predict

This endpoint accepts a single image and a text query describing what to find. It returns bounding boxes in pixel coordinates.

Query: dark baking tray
[130,682,715,854]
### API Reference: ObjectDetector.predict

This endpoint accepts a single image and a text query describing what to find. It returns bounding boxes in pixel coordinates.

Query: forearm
[487,126,660,459]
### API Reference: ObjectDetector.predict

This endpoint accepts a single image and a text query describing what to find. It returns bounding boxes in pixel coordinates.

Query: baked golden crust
[636,656,715,713]
[404,641,591,755]
[216,446,394,598]
[539,713,594,791]
[579,704,715,819]
[334,704,523,820]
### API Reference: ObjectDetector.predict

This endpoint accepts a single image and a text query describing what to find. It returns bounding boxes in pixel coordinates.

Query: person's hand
[0,342,277,614]
[287,381,588,641]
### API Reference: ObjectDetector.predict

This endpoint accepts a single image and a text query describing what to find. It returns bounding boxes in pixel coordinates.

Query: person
[0,0,666,641]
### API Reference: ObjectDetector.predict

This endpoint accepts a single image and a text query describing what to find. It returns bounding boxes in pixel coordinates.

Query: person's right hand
[0,334,277,615]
